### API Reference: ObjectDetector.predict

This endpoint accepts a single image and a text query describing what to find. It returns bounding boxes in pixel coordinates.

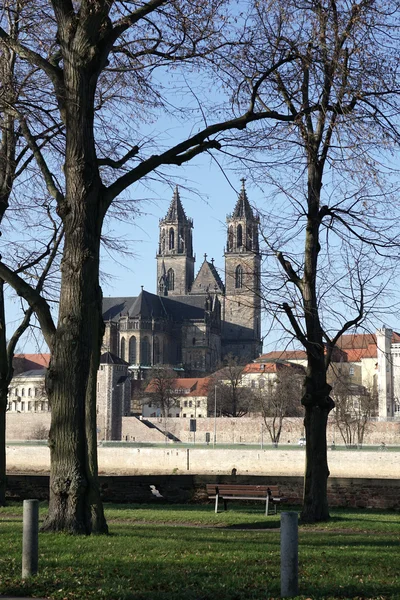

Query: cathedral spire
[164,186,188,222]
[232,178,255,220]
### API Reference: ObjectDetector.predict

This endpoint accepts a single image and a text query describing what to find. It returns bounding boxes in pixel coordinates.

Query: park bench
[206,484,287,515]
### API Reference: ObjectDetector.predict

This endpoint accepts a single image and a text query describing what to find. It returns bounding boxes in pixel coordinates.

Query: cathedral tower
[156,187,195,296]
[223,179,262,361]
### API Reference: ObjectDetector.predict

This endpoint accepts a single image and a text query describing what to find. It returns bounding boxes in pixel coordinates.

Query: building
[102,182,262,375]
[143,377,211,419]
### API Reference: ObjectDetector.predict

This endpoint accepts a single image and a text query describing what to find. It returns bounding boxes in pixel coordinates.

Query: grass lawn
[0,502,399,600]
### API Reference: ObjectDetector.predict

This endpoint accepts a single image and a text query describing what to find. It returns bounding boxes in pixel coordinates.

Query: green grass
[0,503,399,599]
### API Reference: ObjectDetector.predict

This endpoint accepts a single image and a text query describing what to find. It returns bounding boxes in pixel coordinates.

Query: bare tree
[0,1,305,533]
[331,374,377,448]
[217,0,400,521]
[144,366,180,421]
[208,354,252,417]
[255,365,303,446]
[0,0,63,505]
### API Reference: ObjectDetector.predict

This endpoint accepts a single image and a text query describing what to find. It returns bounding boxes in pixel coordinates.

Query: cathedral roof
[231,179,255,220]
[190,255,225,295]
[102,290,209,323]
[162,186,188,222]
[100,352,129,365]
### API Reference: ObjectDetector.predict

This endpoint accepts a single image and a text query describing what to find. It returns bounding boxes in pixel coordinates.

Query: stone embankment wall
[122,416,400,445]
[6,444,400,479]
[6,473,400,510]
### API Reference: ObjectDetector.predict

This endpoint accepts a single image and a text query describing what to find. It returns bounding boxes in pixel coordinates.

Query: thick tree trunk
[41,217,107,534]
[41,37,108,532]
[0,280,8,506]
[301,401,332,522]
[0,388,6,506]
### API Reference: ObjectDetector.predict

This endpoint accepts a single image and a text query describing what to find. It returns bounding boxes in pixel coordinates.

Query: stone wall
[6,473,400,510]
[123,416,400,445]
[6,444,400,480]
[6,413,51,441]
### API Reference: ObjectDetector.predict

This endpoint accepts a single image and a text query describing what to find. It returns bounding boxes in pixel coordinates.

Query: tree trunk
[0,280,8,506]
[301,401,332,522]
[41,215,107,534]
[0,388,6,506]
[41,43,108,532]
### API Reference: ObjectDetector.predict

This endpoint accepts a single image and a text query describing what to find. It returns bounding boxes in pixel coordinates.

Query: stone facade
[102,182,262,375]
[97,352,131,441]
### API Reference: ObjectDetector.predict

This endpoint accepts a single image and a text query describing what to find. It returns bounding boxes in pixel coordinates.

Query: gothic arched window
[235,264,243,289]
[167,268,175,291]
[129,336,137,364]
[120,337,126,361]
[154,336,161,364]
[179,228,185,252]
[169,227,175,250]
[141,336,150,365]
[247,225,253,250]
[228,225,234,251]
[237,224,243,247]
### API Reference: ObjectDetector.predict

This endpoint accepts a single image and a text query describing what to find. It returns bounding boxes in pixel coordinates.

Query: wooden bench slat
[206,483,287,515]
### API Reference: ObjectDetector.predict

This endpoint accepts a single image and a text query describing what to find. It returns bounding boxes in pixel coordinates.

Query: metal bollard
[22,499,39,579]
[280,511,298,597]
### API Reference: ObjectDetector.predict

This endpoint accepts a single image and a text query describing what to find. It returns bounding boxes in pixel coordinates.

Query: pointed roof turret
[232,178,255,220]
[164,186,188,222]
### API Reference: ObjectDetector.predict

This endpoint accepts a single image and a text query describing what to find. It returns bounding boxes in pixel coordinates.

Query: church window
[247,225,253,250]
[120,337,126,361]
[169,227,175,250]
[179,228,185,251]
[154,336,161,364]
[237,224,243,247]
[228,225,233,251]
[141,336,150,365]
[235,265,243,288]
[167,268,175,291]
[129,336,137,364]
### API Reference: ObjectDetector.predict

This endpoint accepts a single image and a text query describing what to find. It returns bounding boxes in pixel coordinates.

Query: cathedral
[102,181,262,376]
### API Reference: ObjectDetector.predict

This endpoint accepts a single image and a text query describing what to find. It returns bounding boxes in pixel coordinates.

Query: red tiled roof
[243,361,305,374]
[145,377,212,396]
[13,353,50,372]
[256,350,307,362]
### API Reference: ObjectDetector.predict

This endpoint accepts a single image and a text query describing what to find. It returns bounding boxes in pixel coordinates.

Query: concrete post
[280,511,298,597]
[22,499,39,579]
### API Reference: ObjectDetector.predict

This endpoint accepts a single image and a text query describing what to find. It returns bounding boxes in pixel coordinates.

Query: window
[15,388,18,396]
[167,268,175,291]
[129,336,137,364]
[21,388,25,397]
[247,225,253,250]
[184,400,188,407]
[141,336,150,365]
[153,336,160,364]
[28,388,31,397]
[120,337,126,361]
[169,227,175,250]
[237,224,243,247]
[235,264,243,288]
[192,337,196,346]
[228,225,233,251]
[259,378,265,389]
[349,366,355,376]
[21,402,25,411]
[197,400,200,407]
[189,400,192,408]
[183,413,187,417]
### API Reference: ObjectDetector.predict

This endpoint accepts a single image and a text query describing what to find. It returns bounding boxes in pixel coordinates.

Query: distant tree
[145,367,180,420]
[219,0,400,521]
[255,366,303,446]
[208,355,252,417]
[331,375,377,448]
